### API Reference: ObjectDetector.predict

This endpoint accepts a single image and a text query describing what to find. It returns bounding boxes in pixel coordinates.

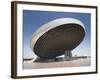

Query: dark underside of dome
[33,23,85,59]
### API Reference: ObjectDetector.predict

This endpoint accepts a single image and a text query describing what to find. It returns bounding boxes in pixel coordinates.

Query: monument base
[34,51,72,62]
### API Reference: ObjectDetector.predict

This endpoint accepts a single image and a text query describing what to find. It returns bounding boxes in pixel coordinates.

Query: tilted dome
[30,18,85,59]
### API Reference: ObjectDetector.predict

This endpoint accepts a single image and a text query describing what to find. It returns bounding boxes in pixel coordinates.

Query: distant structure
[30,18,85,61]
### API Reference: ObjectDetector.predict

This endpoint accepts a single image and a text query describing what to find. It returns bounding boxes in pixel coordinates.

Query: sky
[23,10,91,59]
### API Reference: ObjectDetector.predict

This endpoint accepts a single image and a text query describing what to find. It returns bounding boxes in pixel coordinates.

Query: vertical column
[64,50,72,61]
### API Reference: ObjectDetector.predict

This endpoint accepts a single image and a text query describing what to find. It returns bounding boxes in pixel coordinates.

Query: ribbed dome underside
[34,23,85,59]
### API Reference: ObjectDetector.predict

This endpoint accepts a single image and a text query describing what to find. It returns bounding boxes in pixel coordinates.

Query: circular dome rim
[30,18,85,51]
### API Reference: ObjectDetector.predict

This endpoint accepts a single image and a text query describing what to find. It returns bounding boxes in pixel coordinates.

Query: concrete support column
[64,50,72,61]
